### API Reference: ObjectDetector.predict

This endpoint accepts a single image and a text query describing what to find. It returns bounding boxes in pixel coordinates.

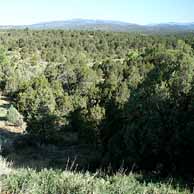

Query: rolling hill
[0,19,194,32]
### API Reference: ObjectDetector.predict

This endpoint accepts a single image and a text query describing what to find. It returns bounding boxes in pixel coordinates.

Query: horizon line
[0,18,194,27]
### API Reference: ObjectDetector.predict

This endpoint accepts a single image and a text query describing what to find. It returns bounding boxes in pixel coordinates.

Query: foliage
[105,41,194,174]
[1,30,194,175]
[1,168,190,194]
[6,105,23,127]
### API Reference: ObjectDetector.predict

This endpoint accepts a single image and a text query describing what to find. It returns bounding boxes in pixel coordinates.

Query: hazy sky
[0,0,193,25]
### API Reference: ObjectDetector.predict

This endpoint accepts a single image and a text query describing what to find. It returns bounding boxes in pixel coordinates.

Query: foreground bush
[1,168,190,194]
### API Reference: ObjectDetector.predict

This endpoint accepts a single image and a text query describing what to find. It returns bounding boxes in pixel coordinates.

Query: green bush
[6,105,23,127]
[1,169,190,194]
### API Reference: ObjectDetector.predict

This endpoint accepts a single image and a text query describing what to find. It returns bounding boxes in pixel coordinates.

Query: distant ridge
[1,19,194,32]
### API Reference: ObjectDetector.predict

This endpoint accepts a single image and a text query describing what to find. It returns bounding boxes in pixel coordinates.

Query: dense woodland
[1,29,194,176]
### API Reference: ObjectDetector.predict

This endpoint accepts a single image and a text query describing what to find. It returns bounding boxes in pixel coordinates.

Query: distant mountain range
[1,19,194,32]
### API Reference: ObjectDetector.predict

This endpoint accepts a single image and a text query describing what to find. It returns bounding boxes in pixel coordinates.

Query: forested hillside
[1,29,194,177]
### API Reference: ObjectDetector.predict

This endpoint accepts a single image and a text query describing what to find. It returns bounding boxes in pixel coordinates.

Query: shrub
[6,105,23,127]
[0,169,190,194]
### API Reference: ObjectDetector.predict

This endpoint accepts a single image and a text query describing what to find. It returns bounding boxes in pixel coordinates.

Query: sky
[0,0,193,25]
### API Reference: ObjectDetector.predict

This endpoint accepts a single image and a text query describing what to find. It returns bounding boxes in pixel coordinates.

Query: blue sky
[0,0,193,25]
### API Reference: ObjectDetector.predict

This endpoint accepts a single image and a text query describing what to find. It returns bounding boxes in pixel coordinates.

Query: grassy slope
[0,160,191,194]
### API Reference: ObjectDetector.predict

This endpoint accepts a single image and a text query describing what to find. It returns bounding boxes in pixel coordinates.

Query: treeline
[1,30,194,175]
